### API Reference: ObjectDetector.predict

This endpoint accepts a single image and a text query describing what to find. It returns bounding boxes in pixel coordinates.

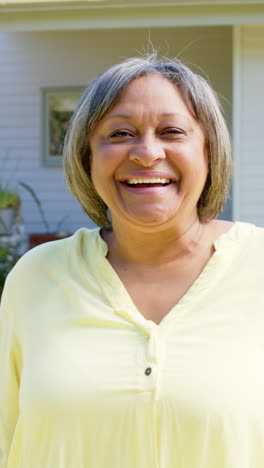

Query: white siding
[0,27,232,234]
[233,25,264,227]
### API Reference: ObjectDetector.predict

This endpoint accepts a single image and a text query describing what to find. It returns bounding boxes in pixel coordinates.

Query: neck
[102,216,209,266]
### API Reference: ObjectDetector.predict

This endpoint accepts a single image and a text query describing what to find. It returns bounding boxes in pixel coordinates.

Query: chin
[125,210,176,228]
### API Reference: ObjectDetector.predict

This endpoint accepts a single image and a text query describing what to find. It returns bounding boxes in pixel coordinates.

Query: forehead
[103,74,197,121]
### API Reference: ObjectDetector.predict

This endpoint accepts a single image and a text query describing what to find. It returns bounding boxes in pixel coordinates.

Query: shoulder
[1,227,102,334]
[227,221,264,260]
[248,223,264,253]
[236,221,264,243]
[209,220,264,261]
[5,227,100,289]
[212,219,264,241]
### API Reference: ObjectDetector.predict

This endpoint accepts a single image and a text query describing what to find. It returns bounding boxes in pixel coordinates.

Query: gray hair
[63,54,232,227]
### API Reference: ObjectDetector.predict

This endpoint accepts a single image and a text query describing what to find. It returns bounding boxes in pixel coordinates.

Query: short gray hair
[63,54,232,227]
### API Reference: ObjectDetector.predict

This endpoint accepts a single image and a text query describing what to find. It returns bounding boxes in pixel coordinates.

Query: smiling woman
[64,55,231,228]
[1,54,264,468]
[89,74,208,229]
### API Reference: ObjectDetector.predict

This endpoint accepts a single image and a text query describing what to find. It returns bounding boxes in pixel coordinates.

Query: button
[145,367,152,376]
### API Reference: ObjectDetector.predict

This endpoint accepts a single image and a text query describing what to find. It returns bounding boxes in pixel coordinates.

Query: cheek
[91,144,125,183]
[90,143,107,178]
[90,165,103,199]
[90,151,116,206]
[90,152,103,194]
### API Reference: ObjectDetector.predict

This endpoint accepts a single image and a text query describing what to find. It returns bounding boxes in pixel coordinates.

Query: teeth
[126,177,171,184]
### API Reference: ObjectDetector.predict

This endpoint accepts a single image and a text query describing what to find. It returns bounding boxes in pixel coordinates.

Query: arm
[0,279,21,468]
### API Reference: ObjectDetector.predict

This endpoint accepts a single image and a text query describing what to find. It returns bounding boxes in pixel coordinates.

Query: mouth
[123,177,174,188]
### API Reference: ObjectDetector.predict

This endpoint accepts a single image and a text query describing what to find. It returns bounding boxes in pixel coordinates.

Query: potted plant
[20,182,70,248]
[0,181,20,235]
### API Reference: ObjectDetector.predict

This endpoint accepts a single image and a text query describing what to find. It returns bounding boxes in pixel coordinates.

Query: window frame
[41,87,84,167]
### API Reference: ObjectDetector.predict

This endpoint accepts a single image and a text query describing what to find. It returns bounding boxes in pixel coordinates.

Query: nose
[129,135,166,166]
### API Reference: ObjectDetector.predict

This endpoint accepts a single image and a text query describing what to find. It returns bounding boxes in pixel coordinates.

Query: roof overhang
[1,0,264,31]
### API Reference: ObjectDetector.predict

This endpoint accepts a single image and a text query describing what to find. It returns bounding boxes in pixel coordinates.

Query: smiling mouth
[124,177,174,188]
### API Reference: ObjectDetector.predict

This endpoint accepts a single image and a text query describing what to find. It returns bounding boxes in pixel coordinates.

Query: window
[41,87,84,167]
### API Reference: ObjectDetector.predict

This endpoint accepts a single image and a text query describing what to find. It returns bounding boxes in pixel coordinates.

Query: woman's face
[90,74,208,230]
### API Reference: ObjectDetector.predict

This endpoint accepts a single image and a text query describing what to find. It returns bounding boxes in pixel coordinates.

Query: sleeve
[0,277,21,468]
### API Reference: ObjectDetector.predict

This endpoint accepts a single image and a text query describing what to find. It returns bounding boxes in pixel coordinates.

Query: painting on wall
[42,87,84,166]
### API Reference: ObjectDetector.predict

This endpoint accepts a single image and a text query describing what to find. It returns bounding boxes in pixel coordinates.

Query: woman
[1,55,264,468]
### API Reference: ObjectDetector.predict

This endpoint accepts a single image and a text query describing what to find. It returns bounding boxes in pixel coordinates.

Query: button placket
[147,328,160,363]
[143,326,161,399]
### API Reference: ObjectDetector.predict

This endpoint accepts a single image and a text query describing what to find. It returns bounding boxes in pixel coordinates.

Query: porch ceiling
[1,0,264,5]
[1,0,264,31]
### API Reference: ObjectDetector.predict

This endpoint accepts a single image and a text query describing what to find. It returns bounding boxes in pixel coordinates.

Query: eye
[109,130,133,138]
[160,127,185,137]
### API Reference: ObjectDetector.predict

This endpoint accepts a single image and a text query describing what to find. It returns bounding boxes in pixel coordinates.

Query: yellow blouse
[1,222,264,468]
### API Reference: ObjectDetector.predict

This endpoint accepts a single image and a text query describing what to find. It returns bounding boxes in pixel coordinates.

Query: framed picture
[41,87,84,167]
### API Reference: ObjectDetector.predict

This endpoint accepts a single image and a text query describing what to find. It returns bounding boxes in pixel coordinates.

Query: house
[0,0,264,235]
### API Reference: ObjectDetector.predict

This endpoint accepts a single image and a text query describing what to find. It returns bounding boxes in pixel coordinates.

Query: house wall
[233,25,264,227]
[0,26,232,234]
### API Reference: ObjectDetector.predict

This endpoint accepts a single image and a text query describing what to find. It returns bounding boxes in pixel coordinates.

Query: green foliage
[0,181,20,209]
[0,243,20,301]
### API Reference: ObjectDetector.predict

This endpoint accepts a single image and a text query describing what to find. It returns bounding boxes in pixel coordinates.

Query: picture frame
[41,87,84,167]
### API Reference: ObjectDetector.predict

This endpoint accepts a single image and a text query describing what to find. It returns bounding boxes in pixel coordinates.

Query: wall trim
[1,3,264,32]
